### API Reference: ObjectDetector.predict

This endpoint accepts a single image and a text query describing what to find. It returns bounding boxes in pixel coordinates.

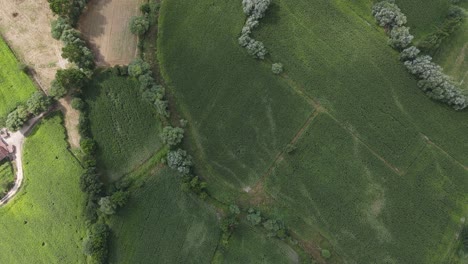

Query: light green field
[222,223,300,263]
[0,38,36,118]
[84,71,163,182]
[159,0,468,262]
[109,167,220,263]
[0,161,14,198]
[0,115,86,263]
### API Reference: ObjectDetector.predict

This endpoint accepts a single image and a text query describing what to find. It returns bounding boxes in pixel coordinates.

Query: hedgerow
[238,0,272,59]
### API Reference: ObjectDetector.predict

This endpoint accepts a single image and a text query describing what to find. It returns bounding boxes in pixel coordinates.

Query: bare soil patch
[79,0,143,66]
[0,0,80,147]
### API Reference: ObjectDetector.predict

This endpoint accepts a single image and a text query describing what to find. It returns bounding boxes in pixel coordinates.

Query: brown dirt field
[79,0,143,66]
[0,0,80,148]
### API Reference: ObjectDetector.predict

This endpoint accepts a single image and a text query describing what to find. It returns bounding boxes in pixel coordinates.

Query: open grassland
[0,38,36,118]
[109,167,220,263]
[221,223,299,263]
[0,161,14,198]
[396,0,450,39]
[158,0,313,200]
[79,0,143,66]
[159,0,468,261]
[85,71,163,182]
[0,115,86,263]
[264,114,467,263]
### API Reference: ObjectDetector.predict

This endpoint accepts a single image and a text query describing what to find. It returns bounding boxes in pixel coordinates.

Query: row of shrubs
[372,0,467,110]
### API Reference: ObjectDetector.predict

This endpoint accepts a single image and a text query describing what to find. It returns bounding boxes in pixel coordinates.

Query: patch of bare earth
[0,0,80,148]
[79,0,143,66]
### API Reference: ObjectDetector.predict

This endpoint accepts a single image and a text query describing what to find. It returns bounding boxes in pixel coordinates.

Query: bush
[130,15,150,36]
[71,97,85,110]
[6,105,29,131]
[140,3,151,14]
[321,249,331,259]
[80,137,97,155]
[160,126,184,147]
[167,149,193,175]
[128,58,151,77]
[271,63,283,74]
[247,208,262,225]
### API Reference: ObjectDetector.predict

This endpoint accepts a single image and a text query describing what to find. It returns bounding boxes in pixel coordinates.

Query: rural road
[0,114,44,206]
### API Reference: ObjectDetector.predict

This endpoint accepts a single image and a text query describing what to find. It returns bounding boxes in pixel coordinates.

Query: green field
[222,223,299,263]
[109,167,220,263]
[159,0,468,262]
[0,160,14,198]
[84,71,163,181]
[0,115,86,263]
[158,0,313,200]
[0,39,36,118]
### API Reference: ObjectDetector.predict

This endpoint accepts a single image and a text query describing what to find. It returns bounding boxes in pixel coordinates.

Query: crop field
[109,167,220,263]
[79,0,144,66]
[221,223,299,263]
[158,0,313,200]
[0,38,36,118]
[84,71,163,182]
[0,161,14,198]
[0,115,86,263]
[159,0,468,261]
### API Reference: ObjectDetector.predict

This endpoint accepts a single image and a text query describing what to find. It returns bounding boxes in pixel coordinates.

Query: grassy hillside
[0,115,86,263]
[0,161,14,198]
[0,38,36,118]
[109,167,220,263]
[158,0,468,262]
[84,71,163,181]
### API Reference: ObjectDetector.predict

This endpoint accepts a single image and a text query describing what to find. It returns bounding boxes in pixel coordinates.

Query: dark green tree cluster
[419,6,466,53]
[6,92,51,131]
[238,0,272,59]
[373,1,467,110]
[82,222,110,264]
[181,175,208,200]
[47,0,89,25]
[129,58,169,117]
[246,208,289,239]
[50,68,88,99]
[219,205,241,250]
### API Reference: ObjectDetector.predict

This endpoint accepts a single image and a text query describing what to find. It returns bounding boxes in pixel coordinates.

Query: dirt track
[79,0,143,66]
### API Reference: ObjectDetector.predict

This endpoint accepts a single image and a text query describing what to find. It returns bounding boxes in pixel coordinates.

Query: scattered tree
[271,63,284,74]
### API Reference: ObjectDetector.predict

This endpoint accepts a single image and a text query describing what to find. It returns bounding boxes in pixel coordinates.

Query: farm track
[421,133,468,171]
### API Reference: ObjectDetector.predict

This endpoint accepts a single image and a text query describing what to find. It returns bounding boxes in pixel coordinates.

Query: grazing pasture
[79,0,144,66]
[159,0,468,261]
[158,0,313,200]
[109,167,220,263]
[84,71,163,181]
[0,39,36,118]
[0,115,86,263]
[0,161,14,198]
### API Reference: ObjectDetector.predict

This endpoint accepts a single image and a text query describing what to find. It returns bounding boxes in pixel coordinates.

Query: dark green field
[0,115,86,263]
[84,71,163,181]
[109,167,220,263]
[158,0,468,262]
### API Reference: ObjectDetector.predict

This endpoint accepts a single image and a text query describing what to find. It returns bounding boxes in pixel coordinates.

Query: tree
[160,126,184,147]
[321,249,331,259]
[400,46,420,61]
[80,137,97,155]
[56,68,87,90]
[6,105,29,131]
[128,58,151,77]
[167,149,193,175]
[388,26,413,50]
[47,0,71,17]
[138,73,155,91]
[26,92,51,115]
[98,197,116,215]
[49,79,67,99]
[247,208,262,225]
[51,17,70,40]
[62,43,95,70]
[372,1,407,29]
[129,15,150,36]
[271,63,284,74]
[242,0,272,19]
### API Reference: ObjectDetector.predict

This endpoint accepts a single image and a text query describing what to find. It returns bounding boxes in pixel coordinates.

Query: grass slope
[0,115,86,263]
[84,71,163,181]
[109,167,220,263]
[158,0,313,200]
[0,160,14,198]
[0,38,36,118]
